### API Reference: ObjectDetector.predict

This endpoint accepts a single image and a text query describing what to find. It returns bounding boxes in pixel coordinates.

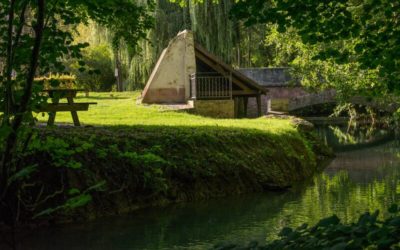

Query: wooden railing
[190,73,232,100]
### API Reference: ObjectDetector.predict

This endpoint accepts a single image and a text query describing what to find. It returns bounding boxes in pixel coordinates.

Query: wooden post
[67,96,81,126]
[256,95,262,117]
[243,97,248,117]
[234,97,239,118]
[47,97,59,126]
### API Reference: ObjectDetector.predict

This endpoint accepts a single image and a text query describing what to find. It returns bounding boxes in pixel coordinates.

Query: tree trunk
[114,49,123,92]
[1,0,46,228]
[4,0,16,124]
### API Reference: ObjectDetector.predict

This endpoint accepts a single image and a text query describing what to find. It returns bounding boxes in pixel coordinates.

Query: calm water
[19,126,400,250]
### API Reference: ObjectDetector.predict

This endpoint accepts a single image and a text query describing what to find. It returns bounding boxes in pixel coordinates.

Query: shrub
[67,44,115,91]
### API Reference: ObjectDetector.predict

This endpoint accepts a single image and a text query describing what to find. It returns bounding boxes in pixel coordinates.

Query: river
[18,126,400,250]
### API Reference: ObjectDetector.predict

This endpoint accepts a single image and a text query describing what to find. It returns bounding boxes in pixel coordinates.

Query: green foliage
[213,205,400,249]
[67,44,115,91]
[34,194,93,219]
[231,0,400,94]
[264,24,384,100]
[34,180,107,219]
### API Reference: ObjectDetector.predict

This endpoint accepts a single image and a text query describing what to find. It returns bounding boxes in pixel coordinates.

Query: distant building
[239,68,306,112]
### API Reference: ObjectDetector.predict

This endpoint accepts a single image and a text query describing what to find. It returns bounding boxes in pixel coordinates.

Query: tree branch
[11,1,29,64]
[3,0,16,124]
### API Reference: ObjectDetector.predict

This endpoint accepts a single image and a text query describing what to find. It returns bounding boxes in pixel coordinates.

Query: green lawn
[36,92,295,134]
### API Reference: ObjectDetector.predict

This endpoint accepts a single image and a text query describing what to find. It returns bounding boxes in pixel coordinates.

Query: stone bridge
[239,68,400,114]
[288,90,400,113]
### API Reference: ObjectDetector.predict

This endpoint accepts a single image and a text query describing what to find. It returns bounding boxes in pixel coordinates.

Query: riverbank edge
[6,118,334,227]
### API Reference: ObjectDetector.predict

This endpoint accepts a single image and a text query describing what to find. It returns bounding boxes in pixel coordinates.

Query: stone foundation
[245,96,269,118]
[193,99,235,118]
[141,88,186,103]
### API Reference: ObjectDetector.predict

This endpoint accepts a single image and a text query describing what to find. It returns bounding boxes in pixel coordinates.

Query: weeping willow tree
[74,0,270,91]
[128,0,271,90]
[128,0,244,90]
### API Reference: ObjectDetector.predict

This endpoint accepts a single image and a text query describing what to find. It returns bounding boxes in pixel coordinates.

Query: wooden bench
[37,89,97,126]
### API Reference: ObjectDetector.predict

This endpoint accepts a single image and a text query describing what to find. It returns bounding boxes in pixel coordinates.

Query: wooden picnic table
[39,89,96,126]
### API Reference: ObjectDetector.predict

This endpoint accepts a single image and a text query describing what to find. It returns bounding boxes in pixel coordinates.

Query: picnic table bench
[38,89,96,126]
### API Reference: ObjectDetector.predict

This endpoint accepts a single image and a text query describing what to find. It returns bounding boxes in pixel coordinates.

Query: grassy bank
[19,92,332,223]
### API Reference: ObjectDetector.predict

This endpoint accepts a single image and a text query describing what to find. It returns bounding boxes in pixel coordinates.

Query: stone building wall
[238,68,293,86]
[239,68,308,113]
[245,96,269,118]
[141,30,196,104]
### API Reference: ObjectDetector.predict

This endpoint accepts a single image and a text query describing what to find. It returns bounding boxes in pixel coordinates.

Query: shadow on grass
[39,124,284,138]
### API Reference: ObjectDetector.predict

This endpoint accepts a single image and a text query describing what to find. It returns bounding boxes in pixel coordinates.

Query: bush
[67,44,115,91]
[34,74,76,89]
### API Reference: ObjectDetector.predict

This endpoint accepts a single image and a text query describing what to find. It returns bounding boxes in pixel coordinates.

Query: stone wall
[193,99,235,118]
[266,86,307,99]
[238,68,293,87]
[266,86,307,112]
[239,68,307,113]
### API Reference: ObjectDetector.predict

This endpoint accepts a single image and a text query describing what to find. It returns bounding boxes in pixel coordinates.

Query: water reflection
[315,125,392,151]
[19,127,400,250]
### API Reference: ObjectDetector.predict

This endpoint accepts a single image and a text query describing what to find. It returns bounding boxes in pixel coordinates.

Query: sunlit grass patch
[36,91,295,134]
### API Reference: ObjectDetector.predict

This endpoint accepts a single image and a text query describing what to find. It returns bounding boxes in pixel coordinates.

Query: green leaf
[65,194,92,209]
[68,188,81,196]
[7,165,38,185]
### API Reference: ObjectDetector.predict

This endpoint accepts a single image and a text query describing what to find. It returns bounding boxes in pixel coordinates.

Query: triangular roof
[194,44,267,95]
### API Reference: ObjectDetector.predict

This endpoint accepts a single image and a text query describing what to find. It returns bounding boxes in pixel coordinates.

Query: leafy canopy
[231,0,400,93]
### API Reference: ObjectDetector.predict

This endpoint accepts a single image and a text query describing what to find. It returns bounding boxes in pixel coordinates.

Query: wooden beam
[243,97,248,117]
[234,97,239,118]
[67,97,81,126]
[39,103,96,112]
[47,97,59,126]
[256,95,262,117]
[232,90,259,96]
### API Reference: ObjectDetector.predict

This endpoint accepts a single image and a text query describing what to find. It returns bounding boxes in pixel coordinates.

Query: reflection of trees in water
[20,140,400,250]
[262,141,400,241]
[315,125,393,151]
[20,191,305,249]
